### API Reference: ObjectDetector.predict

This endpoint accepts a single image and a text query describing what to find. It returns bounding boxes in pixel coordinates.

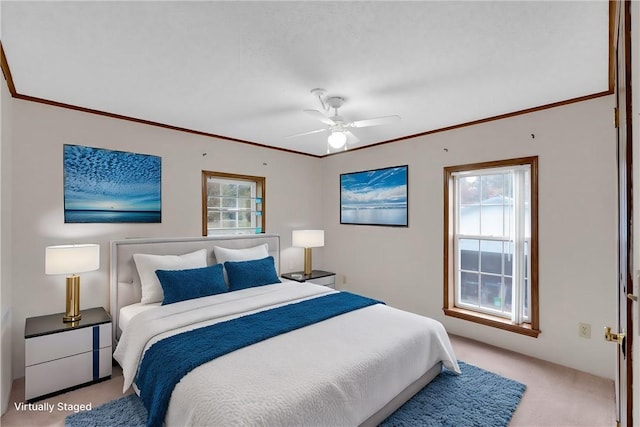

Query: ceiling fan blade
[345,130,360,145]
[350,115,401,128]
[285,128,327,139]
[304,109,336,126]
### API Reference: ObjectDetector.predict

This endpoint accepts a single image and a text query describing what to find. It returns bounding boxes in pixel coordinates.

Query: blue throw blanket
[136,291,383,427]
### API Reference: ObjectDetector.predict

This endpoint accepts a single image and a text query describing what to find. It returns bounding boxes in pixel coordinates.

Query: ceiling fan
[287,88,401,151]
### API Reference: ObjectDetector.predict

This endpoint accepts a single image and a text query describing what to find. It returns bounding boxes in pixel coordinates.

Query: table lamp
[292,230,324,275]
[45,244,100,322]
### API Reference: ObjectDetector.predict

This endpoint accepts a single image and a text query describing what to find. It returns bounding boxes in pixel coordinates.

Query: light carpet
[66,361,525,427]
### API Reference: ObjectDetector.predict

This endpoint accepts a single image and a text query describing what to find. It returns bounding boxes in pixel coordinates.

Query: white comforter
[113,282,460,427]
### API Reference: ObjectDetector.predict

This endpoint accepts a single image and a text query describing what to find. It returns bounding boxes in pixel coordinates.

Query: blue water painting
[340,165,408,226]
[64,145,161,223]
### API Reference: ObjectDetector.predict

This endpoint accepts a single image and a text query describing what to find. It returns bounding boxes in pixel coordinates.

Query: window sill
[444,307,540,338]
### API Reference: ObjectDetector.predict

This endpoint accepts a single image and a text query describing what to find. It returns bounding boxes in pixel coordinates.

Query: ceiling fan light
[328,131,347,148]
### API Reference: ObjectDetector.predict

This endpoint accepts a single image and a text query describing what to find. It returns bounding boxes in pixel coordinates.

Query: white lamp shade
[292,230,324,248]
[45,244,100,275]
[328,131,347,148]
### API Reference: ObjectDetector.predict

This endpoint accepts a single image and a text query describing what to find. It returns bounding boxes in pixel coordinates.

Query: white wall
[321,96,618,379]
[1,75,14,414]
[9,99,325,378]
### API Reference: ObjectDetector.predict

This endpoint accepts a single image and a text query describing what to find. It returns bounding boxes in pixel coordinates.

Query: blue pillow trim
[156,264,227,305]
[224,256,281,291]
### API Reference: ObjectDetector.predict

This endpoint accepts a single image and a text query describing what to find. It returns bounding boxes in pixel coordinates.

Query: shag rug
[65,361,525,427]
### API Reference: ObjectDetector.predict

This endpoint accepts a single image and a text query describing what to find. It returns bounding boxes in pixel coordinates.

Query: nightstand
[24,306,112,402]
[282,270,336,289]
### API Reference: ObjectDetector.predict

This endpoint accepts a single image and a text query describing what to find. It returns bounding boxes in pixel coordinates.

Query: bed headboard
[109,234,280,342]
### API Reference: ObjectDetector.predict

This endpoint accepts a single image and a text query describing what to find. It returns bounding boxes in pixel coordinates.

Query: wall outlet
[578,322,591,339]
[342,275,347,284]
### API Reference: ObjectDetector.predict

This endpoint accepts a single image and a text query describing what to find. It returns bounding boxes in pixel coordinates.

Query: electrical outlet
[342,275,347,284]
[578,322,591,339]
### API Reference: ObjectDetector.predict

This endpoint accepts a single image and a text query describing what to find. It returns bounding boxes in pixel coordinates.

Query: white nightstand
[281,270,336,289]
[24,307,112,402]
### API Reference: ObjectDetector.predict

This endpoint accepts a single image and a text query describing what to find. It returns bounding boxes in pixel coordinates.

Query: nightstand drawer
[25,323,111,366]
[25,346,111,400]
[308,275,335,288]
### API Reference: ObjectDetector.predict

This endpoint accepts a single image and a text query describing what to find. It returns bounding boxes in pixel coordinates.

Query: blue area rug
[65,361,525,427]
[379,361,526,427]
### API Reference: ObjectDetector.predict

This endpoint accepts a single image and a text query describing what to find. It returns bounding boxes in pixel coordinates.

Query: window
[202,171,265,236]
[444,157,539,337]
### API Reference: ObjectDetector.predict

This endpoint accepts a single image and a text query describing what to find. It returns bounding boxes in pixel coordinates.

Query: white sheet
[113,282,460,426]
[118,302,160,333]
[118,279,298,333]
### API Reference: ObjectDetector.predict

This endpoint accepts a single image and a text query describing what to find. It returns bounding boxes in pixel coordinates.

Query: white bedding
[113,282,460,426]
[118,302,160,333]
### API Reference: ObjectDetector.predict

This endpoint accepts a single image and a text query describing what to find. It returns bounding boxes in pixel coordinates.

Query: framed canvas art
[340,165,408,226]
[63,144,161,223]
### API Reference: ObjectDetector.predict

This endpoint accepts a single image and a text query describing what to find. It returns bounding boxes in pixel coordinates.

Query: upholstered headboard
[109,234,280,342]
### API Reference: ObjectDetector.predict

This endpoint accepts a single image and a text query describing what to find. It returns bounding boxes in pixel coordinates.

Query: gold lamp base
[303,247,313,275]
[63,275,82,323]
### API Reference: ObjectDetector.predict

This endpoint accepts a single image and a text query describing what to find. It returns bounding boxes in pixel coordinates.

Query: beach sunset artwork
[63,145,161,223]
[340,165,408,226]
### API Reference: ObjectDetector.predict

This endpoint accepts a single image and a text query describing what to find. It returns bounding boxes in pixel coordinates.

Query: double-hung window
[444,157,539,337]
[202,171,265,236]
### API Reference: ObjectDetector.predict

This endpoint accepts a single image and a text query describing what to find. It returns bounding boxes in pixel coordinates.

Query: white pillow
[213,244,270,283]
[133,249,208,304]
[213,243,269,264]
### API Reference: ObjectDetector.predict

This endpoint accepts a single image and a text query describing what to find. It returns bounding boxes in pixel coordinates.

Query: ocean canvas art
[64,145,161,223]
[340,165,408,226]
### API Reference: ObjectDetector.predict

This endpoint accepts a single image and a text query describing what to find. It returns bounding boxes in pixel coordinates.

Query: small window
[202,171,265,236]
[444,157,539,337]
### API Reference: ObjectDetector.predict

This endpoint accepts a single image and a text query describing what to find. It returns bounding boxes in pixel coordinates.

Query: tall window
[444,157,539,337]
[202,171,265,236]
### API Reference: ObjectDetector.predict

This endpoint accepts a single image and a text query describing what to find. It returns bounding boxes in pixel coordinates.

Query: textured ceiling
[1,1,610,156]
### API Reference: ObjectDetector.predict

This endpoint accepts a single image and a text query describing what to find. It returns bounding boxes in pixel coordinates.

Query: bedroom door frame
[612,1,633,426]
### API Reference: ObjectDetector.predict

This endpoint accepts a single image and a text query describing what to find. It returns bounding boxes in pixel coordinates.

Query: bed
[110,234,460,427]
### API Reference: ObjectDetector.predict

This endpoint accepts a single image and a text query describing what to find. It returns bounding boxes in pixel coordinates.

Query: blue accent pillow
[224,256,281,291]
[155,264,227,305]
